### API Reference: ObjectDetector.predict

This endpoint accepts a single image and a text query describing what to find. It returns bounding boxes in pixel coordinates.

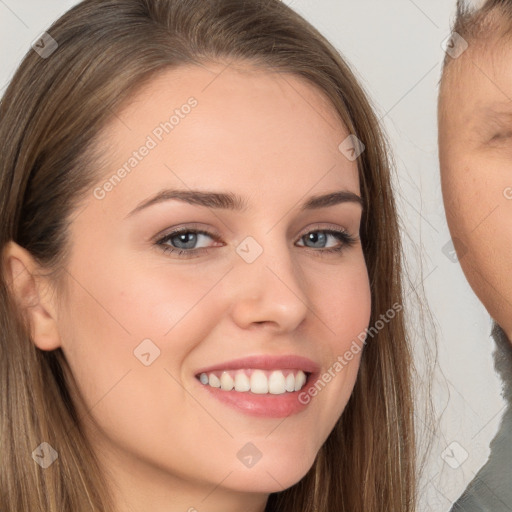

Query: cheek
[459,205,512,328]
[323,261,371,339]
[307,246,372,346]
[56,256,236,476]
[57,249,227,413]
[441,156,512,331]
[442,151,511,237]
[296,251,371,421]
[441,154,496,258]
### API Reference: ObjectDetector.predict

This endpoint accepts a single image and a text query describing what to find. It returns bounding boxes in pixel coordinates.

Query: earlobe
[2,241,62,351]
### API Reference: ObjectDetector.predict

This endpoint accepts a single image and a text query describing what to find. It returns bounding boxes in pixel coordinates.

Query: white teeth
[234,371,251,392]
[294,370,306,391]
[208,373,220,388]
[285,373,295,392]
[220,372,234,391]
[268,370,286,394]
[250,369,269,394]
[198,368,309,394]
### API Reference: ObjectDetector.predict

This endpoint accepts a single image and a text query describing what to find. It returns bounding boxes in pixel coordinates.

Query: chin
[226,452,317,493]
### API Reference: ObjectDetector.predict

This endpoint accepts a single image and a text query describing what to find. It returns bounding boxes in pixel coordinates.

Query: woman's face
[52,62,371,509]
[439,41,512,339]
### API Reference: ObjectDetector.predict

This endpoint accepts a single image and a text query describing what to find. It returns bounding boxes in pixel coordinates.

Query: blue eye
[155,228,219,258]
[155,227,357,259]
[163,230,212,250]
[296,230,357,252]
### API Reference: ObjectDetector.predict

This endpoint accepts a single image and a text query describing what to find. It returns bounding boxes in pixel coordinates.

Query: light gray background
[0,1,502,510]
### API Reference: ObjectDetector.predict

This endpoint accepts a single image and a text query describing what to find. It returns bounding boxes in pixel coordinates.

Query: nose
[228,238,310,333]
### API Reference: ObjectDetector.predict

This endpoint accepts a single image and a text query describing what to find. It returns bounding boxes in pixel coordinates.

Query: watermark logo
[441,441,468,469]
[441,32,468,59]
[442,237,467,263]
[236,442,263,468]
[32,32,58,59]
[134,338,161,366]
[236,236,263,263]
[338,134,365,161]
[32,442,58,468]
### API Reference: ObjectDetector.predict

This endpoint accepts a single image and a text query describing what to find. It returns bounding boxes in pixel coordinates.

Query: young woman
[0,1,416,511]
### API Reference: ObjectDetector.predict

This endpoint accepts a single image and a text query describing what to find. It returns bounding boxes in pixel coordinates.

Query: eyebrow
[125,188,363,218]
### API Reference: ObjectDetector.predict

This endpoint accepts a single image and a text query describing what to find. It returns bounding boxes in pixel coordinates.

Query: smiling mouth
[195,368,310,395]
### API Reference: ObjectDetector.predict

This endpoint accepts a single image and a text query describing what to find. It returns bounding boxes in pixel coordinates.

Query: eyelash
[154,225,358,259]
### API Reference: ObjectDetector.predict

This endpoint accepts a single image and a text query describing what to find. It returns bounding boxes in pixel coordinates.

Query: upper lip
[194,354,321,376]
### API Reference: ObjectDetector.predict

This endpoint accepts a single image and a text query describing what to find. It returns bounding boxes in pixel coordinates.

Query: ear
[2,241,61,351]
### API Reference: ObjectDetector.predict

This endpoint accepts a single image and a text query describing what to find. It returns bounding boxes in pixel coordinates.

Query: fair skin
[5,62,371,512]
[439,33,512,341]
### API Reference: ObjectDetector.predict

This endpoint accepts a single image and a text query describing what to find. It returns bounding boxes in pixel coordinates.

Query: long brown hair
[0,1,416,510]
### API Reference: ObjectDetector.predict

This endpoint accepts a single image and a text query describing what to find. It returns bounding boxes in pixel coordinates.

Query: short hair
[456,1,512,45]
[441,1,512,75]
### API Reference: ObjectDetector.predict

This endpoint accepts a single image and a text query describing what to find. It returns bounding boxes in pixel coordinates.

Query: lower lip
[195,373,318,418]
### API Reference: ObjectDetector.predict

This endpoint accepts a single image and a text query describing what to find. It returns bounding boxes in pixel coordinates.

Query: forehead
[440,40,512,132]
[91,62,359,217]
[103,61,350,156]
[445,29,512,92]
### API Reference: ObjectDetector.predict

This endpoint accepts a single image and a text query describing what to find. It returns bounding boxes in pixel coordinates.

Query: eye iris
[173,232,197,249]
[306,232,327,248]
